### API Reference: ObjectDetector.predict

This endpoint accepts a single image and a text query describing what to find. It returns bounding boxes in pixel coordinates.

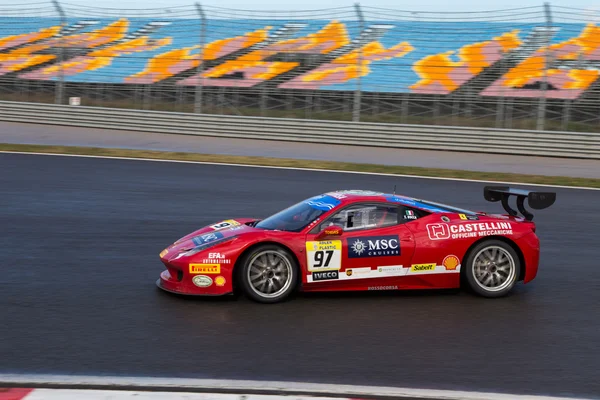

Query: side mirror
[316,225,344,240]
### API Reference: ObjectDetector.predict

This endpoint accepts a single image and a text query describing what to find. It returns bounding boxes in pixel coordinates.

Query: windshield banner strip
[304,195,341,211]
[385,196,448,213]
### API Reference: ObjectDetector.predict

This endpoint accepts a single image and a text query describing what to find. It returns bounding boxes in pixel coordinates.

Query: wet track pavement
[1,152,599,398]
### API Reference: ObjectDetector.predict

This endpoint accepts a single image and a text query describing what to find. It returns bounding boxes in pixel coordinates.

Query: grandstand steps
[573,76,600,103]
[451,26,559,98]
[0,21,98,54]
[160,23,306,85]
[158,47,257,85]
[252,24,395,90]
[1,20,170,81]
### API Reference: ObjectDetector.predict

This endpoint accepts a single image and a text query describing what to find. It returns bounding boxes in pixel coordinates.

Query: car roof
[322,190,477,214]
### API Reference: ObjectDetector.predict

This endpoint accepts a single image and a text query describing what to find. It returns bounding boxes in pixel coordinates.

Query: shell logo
[442,255,460,270]
[215,276,226,287]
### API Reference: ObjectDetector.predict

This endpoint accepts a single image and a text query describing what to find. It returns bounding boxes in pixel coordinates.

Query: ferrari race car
[157,186,556,303]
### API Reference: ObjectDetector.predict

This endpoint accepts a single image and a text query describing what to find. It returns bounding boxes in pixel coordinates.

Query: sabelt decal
[214,276,226,286]
[427,222,513,240]
[306,240,342,271]
[312,270,339,281]
[189,263,221,274]
[407,263,461,274]
[192,275,213,287]
[442,255,460,270]
[410,263,436,273]
[210,219,240,231]
[348,235,400,258]
[159,249,168,258]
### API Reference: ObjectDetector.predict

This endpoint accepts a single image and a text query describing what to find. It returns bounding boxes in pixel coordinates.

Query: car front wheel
[464,239,521,298]
[238,244,298,303]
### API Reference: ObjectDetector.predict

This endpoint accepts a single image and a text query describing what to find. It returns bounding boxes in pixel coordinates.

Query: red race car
[157,186,556,303]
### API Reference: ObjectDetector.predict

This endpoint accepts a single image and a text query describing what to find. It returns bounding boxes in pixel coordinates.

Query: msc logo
[426,223,450,240]
[312,271,339,281]
[347,235,400,258]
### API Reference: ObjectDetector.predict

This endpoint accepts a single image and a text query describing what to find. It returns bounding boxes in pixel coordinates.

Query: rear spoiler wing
[483,186,556,221]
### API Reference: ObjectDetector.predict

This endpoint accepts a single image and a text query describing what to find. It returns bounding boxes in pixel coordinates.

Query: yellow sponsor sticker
[210,219,240,230]
[306,240,342,271]
[189,263,221,274]
[459,214,467,220]
[159,249,168,258]
[306,240,342,252]
[410,263,436,272]
[442,255,460,270]
[215,276,226,286]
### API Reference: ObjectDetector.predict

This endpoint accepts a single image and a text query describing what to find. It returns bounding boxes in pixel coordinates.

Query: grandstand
[1,1,600,131]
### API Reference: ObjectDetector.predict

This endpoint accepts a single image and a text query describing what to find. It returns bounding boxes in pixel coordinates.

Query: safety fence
[1,101,599,159]
[2,2,600,132]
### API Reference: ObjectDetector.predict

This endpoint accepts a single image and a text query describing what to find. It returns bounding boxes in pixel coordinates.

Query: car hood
[161,218,259,259]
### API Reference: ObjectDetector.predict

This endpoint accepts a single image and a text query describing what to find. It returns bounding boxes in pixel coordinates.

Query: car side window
[398,205,429,222]
[318,204,400,232]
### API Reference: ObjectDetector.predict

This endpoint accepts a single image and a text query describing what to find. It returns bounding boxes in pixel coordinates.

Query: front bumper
[156,269,232,296]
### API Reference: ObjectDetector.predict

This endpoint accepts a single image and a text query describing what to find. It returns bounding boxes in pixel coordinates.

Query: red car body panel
[156,188,551,297]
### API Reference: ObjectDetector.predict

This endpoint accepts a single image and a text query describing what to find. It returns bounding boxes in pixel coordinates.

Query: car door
[303,202,416,287]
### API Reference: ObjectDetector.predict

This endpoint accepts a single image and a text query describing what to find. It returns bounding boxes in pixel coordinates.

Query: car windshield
[255,195,340,232]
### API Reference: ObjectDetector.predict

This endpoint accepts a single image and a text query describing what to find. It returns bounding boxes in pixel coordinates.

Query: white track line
[0,374,592,400]
[1,150,599,191]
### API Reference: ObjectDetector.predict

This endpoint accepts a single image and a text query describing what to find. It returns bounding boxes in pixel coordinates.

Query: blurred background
[3,1,600,131]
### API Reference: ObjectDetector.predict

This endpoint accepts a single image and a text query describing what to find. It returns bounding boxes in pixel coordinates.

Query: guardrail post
[52,0,66,105]
[194,2,206,114]
[352,2,364,122]
[536,2,553,130]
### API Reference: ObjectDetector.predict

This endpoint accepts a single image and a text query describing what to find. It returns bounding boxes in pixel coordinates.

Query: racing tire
[238,244,299,304]
[463,239,521,298]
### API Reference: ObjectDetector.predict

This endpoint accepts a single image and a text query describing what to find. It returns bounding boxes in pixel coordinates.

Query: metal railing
[1,100,599,159]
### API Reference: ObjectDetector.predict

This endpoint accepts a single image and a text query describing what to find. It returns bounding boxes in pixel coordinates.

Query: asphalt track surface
[2,121,600,179]
[1,152,599,399]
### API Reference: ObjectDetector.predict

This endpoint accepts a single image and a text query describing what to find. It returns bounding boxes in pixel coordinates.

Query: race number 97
[314,250,333,268]
[306,240,342,271]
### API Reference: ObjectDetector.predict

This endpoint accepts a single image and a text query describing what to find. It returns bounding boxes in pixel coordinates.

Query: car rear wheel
[463,239,520,298]
[238,245,298,303]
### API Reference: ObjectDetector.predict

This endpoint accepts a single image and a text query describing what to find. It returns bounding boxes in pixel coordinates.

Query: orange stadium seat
[481,23,600,99]
[409,30,521,94]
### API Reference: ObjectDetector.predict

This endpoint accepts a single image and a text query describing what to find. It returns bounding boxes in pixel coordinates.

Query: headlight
[177,236,238,258]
